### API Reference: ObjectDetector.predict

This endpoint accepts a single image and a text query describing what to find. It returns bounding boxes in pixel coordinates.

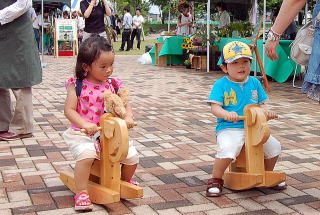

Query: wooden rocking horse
[223,104,286,190]
[60,113,143,204]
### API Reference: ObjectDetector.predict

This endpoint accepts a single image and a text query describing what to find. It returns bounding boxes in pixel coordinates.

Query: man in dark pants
[119,7,132,51]
[130,8,144,50]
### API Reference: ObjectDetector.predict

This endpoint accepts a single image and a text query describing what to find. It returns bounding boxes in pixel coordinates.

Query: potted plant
[184,59,192,69]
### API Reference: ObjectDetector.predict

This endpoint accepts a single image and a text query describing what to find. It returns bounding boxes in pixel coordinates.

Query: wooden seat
[60,113,143,204]
[223,104,286,190]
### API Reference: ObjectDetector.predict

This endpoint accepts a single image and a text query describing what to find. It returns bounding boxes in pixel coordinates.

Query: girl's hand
[266,110,278,120]
[82,122,98,135]
[124,116,135,129]
[224,111,239,122]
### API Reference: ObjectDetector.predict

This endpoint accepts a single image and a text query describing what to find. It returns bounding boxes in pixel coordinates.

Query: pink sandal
[74,192,93,211]
[128,179,139,185]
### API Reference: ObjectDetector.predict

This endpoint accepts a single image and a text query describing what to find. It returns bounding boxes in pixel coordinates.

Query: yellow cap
[222,41,252,63]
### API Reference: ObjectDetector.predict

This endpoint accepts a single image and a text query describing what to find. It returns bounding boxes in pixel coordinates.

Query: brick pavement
[0,55,319,215]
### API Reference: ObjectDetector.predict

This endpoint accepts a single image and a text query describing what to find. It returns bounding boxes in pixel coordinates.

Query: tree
[114,0,149,17]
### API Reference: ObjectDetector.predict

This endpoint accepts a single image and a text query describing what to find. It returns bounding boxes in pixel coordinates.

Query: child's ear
[220,64,228,74]
[82,63,89,72]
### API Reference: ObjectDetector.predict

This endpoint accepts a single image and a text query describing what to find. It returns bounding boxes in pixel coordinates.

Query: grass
[111,37,156,55]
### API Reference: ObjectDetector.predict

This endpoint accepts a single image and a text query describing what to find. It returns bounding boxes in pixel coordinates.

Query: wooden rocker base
[60,172,143,204]
[223,171,286,191]
[223,172,263,190]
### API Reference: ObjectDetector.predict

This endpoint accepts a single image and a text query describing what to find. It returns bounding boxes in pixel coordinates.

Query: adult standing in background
[119,7,132,51]
[216,2,230,28]
[115,14,122,35]
[80,0,112,41]
[130,8,144,50]
[0,0,42,140]
[37,9,51,54]
[265,0,320,102]
[29,6,40,51]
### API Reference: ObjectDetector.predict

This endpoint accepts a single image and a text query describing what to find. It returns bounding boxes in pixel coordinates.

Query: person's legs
[10,88,33,134]
[207,129,244,197]
[74,158,95,192]
[125,30,132,51]
[265,156,278,171]
[136,29,142,49]
[130,29,137,49]
[120,31,126,50]
[74,157,95,211]
[121,164,138,181]
[0,88,12,133]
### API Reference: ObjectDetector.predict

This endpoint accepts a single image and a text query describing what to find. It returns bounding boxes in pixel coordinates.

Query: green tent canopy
[32,0,71,10]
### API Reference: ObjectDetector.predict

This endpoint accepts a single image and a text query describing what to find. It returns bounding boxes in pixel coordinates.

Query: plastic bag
[137,52,152,65]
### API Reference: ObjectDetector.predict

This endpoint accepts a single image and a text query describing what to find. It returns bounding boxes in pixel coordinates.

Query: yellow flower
[182,44,187,49]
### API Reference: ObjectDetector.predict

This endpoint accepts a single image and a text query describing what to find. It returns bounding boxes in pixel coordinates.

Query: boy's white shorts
[216,129,281,161]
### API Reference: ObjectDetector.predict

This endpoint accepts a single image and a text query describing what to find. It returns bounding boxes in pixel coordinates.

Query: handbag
[290,13,320,66]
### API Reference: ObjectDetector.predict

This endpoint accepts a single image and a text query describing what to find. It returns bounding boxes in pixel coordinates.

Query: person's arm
[177,14,188,27]
[0,0,32,25]
[64,85,98,134]
[124,103,135,128]
[265,0,307,60]
[211,103,239,122]
[123,14,128,28]
[82,0,96,19]
[102,0,111,16]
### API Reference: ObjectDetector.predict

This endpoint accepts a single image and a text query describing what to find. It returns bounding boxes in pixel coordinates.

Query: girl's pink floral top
[65,78,123,130]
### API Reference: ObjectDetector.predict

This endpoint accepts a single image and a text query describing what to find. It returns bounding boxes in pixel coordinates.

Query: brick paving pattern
[0,55,319,215]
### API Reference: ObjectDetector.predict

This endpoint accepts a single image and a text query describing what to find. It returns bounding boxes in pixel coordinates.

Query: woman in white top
[216,2,230,28]
[177,4,193,36]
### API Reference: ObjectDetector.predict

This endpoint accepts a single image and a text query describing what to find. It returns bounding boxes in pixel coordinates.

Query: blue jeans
[302,1,320,102]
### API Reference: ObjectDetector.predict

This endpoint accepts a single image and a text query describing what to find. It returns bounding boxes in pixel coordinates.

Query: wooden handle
[238,116,246,120]
[80,122,138,133]
[80,127,102,133]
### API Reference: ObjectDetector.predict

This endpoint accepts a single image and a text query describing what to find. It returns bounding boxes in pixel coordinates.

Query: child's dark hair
[216,2,227,10]
[183,3,190,9]
[75,34,113,80]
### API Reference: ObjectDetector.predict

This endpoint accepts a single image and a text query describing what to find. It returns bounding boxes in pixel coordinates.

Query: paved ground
[0,55,320,215]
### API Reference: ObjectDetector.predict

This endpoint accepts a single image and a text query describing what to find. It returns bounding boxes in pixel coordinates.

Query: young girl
[177,3,193,36]
[62,35,139,211]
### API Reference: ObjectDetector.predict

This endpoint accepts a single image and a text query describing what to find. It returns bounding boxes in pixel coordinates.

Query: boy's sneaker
[271,181,287,190]
[206,178,224,197]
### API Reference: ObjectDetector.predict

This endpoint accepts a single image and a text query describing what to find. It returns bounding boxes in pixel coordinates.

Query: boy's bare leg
[212,158,232,178]
[264,156,278,171]
[121,164,138,181]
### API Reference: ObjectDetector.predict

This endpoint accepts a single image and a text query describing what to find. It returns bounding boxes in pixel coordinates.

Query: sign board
[54,18,78,57]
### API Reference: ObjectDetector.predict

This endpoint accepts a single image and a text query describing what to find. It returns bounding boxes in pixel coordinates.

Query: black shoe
[125,49,130,51]
[119,49,124,51]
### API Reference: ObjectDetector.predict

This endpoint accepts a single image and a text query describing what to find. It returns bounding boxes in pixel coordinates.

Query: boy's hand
[82,122,98,135]
[265,110,278,120]
[224,111,239,122]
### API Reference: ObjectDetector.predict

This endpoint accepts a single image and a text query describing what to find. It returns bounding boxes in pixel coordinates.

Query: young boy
[206,41,286,197]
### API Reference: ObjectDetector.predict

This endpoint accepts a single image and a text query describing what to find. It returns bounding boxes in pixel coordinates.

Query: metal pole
[206,0,210,72]
[168,2,171,32]
[41,0,44,63]
[262,0,266,69]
